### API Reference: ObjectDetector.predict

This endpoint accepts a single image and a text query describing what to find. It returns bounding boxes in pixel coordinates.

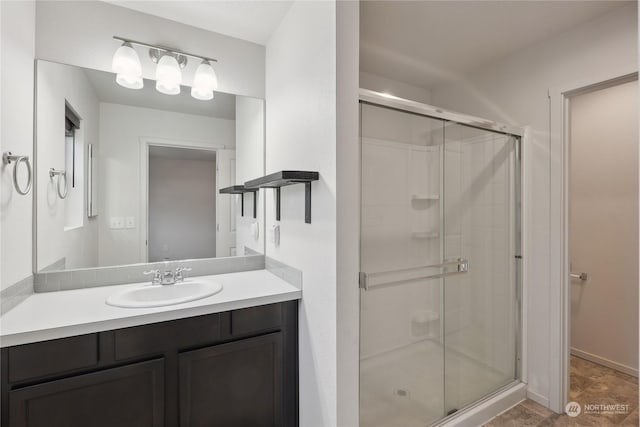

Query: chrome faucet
[143,266,192,285]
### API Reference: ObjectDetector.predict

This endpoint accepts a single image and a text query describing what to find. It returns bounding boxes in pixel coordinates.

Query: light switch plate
[269,223,280,246]
[125,216,136,229]
[110,216,124,229]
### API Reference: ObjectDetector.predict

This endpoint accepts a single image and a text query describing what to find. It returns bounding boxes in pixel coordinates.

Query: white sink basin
[106,280,223,308]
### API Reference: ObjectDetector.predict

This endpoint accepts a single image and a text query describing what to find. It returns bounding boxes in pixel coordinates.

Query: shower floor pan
[360,339,513,427]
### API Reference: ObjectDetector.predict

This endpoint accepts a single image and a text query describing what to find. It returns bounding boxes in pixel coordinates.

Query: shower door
[360,101,520,426]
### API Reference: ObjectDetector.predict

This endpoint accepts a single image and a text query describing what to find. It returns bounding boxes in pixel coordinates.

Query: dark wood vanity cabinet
[1,301,298,427]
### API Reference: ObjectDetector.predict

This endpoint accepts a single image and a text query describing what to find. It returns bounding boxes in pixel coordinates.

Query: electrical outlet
[110,216,124,229]
[125,216,136,229]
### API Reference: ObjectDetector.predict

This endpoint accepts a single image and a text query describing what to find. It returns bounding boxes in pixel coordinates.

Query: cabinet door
[9,359,164,427]
[179,332,283,427]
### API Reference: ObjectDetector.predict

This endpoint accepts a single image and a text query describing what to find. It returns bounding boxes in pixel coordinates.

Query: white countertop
[0,269,301,348]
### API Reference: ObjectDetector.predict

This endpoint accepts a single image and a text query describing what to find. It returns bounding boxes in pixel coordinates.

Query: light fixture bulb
[191,87,215,101]
[116,73,143,90]
[191,60,218,100]
[112,42,143,89]
[155,54,182,95]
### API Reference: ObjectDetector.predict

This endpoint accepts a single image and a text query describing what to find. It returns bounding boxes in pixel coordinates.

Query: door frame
[548,65,638,413]
[138,137,228,263]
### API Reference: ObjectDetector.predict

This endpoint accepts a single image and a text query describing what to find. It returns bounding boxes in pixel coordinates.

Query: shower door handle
[359,258,469,290]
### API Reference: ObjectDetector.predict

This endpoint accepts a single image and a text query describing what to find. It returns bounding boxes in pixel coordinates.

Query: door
[178,333,283,427]
[359,102,520,426]
[216,149,236,257]
[569,79,638,374]
[441,122,519,414]
[9,359,164,427]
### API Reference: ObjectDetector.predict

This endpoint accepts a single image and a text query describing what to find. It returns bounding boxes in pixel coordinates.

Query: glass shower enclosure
[359,90,522,426]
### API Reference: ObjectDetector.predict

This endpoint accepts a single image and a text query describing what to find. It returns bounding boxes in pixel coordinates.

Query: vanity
[1,270,301,427]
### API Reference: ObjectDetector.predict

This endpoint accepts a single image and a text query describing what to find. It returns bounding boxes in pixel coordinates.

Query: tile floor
[484,356,638,426]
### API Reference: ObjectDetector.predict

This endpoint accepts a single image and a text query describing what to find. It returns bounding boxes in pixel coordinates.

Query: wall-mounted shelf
[412,194,440,202]
[219,185,258,218]
[245,171,319,224]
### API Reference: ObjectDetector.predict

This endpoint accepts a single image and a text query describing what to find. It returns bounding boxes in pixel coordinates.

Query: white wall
[430,3,638,407]
[265,2,360,424]
[235,96,264,255]
[0,1,35,290]
[266,2,338,425]
[569,80,638,374]
[35,61,100,271]
[360,70,431,104]
[35,1,265,99]
[98,103,234,267]
[148,155,217,262]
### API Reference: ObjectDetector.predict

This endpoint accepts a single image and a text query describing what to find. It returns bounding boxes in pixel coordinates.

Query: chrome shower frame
[358,88,524,426]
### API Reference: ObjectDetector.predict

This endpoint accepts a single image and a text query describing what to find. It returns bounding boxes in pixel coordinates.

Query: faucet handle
[175,266,192,282]
[143,269,162,284]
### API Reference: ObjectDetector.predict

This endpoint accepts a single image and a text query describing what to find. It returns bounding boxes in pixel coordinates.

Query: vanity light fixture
[112,36,219,99]
[111,42,143,89]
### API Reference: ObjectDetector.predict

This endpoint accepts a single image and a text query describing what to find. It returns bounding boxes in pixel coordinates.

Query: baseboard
[571,347,638,378]
[439,382,527,427]
[526,389,550,409]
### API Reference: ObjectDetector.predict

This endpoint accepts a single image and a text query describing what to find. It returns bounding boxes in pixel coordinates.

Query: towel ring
[49,168,68,199]
[2,151,32,196]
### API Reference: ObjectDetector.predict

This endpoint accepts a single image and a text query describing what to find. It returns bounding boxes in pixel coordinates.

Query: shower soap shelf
[411,194,439,201]
[219,185,258,218]
[245,171,319,224]
[411,231,440,239]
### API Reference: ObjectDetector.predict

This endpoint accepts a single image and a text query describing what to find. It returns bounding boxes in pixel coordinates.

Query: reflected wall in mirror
[35,60,265,272]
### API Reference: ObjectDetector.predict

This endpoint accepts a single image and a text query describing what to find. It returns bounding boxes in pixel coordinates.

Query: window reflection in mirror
[35,60,265,273]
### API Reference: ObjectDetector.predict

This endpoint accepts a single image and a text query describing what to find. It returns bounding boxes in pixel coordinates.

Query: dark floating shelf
[218,185,258,218]
[244,171,319,224]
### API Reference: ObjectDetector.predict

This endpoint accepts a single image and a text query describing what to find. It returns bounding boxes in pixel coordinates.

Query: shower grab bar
[359,258,469,290]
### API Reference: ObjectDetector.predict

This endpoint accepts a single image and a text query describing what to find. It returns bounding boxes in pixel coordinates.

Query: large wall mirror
[35,60,264,273]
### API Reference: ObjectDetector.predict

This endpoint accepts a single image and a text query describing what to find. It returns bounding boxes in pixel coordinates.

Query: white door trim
[548,65,638,413]
[138,137,228,263]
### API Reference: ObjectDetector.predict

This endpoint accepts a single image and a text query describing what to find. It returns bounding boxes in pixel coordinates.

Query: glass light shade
[116,73,143,90]
[191,60,218,100]
[112,43,142,89]
[112,43,142,75]
[156,54,182,95]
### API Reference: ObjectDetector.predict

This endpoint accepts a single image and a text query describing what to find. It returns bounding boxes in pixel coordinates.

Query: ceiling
[361,1,630,89]
[84,68,236,120]
[105,0,293,45]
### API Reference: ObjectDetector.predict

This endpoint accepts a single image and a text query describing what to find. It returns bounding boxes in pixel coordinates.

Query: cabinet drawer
[230,303,282,336]
[114,314,220,360]
[8,334,98,383]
